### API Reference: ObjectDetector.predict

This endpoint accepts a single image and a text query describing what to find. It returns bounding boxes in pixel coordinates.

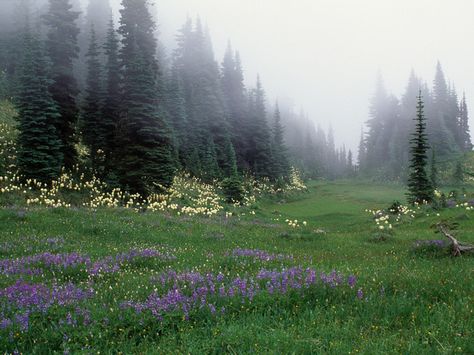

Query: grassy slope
[0,181,473,354]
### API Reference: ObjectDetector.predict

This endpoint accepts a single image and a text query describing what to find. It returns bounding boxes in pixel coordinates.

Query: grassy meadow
[0,180,473,353]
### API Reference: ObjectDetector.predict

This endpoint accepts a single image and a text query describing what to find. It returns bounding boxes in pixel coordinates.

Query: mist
[93,0,474,151]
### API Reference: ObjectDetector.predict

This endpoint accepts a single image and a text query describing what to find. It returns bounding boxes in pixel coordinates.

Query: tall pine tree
[117,0,175,195]
[407,92,433,204]
[16,28,63,183]
[43,0,81,169]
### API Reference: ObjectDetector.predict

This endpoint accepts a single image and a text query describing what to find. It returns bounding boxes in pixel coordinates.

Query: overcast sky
[106,0,474,151]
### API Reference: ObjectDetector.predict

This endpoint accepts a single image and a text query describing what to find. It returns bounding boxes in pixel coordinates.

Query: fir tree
[117,0,176,195]
[101,19,120,180]
[407,92,433,204]
[430,149,438,189]
[247,76,273,179]
[453,160,464,185]
[43,0,81,169]
[16,28,63,183]
[81,26,104,173]
[459,93,473,151]
[271,104,290,179]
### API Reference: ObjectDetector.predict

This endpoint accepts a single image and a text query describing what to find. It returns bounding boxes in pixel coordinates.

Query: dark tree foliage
[81,26,104,172]
[221,44,249,170]
[116,0,176,195]
[101,19,121,181]
[43,0,81,170]
[430,149,438,189]
[172,18,236,180]
[246,76,273,179]
[16,29,63,183]
[407,93,433,204]
[271,104,290,179]
[459,93,473,151]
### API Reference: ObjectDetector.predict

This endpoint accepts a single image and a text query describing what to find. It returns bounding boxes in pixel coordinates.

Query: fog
[80,0,474,150]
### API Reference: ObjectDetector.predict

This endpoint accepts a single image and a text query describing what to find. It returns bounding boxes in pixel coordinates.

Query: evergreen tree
[172,18,235,179]
[430,62,458,156]
[43,0,81,169]
[453,160,464,185]
[117,0,176,195]
[459,93,473,151]
[81,26,104,172]
[247,76,273,179]
[357,127,366,170]
[271,103,290,179]
[101,19,121,180]
[16,28,63,183]
[221,44,248,170]
[407,92,433,204]
[430,149,438,189]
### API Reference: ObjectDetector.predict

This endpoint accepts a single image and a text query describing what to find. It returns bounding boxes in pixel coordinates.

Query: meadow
[0,180,473,354]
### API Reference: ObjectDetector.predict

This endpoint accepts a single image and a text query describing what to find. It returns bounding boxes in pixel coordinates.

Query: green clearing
[0,181,473,354]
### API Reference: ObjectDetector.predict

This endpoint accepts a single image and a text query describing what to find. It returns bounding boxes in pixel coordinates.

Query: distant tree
[116,0,176,195]
[16,28,63,183]
[430,62,458,156]
[407,92,433,204]
[221,44,248,170]
[43,0,81,169]
[459,93,473,151]
[271,104,290,180]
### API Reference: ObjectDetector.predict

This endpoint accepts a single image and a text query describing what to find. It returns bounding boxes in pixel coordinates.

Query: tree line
[359,64,472,181]
[0,0,355,196]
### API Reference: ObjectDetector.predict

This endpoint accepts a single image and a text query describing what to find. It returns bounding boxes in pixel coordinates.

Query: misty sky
[103,0,474,151]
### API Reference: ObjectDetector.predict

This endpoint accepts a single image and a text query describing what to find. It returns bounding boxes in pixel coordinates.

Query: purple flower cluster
[0,252,90,276]
[88,249,176,276]
[229,248,293,262]
[0,249,175,277]
[123,267,358,321]
[0,281,94,332]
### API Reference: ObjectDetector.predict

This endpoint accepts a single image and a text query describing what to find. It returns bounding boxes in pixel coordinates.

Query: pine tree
[430,149,438,189]
[101,19,121,181]
[81,26,104,173]
[271,104,290,179]
[247,76,273,179]
[221,44,248,170]
[43,0,81,170]
[459,93,473,151]
[117,0,176,195]
[453,160,464,185]
[16,28,63,183]
[407,92,433,204]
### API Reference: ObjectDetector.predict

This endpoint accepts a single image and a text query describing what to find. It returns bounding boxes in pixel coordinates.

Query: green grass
[0,181,473,354]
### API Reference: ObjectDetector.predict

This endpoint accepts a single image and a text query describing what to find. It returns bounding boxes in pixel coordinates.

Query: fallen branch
[436,222,474,256]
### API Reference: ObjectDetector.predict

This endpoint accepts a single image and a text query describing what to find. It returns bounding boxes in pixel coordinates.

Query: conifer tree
[271,104,290,179]
[247,76,273,179]
[453,160,464,185]
[43,0,81,169]
[101,19,121,181]
[81,26,104,173]
[407,92,433,204]
[16,28,63,183]
[459,93,473,151]
[221,44,248,169]
[117,0,176,195]
[430,149,438,189]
